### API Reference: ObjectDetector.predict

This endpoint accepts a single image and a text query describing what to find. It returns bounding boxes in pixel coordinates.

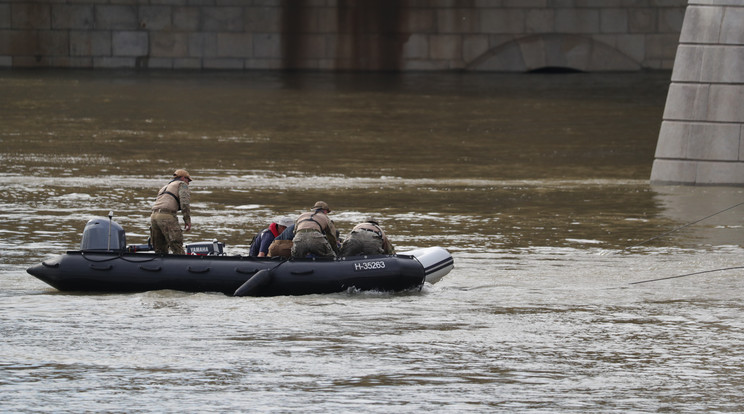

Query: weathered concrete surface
[651,1,744,185]
[0,1,685,71]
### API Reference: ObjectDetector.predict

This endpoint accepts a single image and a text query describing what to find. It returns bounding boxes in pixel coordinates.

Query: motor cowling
[185,240,225,256]
[80,217,126,252]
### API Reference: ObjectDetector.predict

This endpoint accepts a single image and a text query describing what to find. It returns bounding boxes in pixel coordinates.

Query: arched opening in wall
[466,34,640,73]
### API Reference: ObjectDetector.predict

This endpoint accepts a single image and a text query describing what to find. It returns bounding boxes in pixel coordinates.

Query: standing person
[340,217,395,256]
[150,169,192,255]
[291,201,339,259]
[249,217,294,257]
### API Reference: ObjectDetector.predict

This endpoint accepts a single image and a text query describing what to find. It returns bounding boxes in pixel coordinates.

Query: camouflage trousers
[339,230,384,257]
[151,212,184,255]
[291,231,336,259]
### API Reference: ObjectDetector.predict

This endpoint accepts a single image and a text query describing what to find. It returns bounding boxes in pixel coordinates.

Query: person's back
[340,218,394,257]
[248,227,270,257]
[291,201,339,258]
[275,223,295,241]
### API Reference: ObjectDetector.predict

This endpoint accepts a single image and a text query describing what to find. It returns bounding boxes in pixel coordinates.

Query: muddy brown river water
[1,70,743,412]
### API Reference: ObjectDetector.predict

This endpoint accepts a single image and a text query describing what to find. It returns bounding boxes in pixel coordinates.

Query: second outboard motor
[80,217,126,252]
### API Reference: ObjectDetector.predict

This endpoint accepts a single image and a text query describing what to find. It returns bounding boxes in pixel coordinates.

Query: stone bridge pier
[651,0,744,186]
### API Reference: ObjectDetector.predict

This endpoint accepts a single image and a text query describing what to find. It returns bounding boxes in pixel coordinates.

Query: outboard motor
[80,217,126,252]
[185,240,225,256]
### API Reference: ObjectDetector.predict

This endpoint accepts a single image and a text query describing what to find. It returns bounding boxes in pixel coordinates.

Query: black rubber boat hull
[26,250,437,297]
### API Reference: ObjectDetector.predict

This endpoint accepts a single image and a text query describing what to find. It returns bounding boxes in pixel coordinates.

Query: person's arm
[326,221,340,254]
[382,234,395,254]
[179,182,191,231]
[258,234,273,257]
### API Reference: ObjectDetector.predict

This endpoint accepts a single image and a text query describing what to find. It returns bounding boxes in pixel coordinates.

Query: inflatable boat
[26,217,454,297]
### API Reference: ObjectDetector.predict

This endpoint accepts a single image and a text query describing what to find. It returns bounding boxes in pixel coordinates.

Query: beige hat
[312,201,331,212]
[173,169,192,181]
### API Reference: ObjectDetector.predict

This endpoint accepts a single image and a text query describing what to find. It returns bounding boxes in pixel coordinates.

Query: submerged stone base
[651,1,744,186]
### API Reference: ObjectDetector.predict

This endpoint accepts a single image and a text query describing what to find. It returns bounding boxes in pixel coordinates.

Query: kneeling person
[340,217,395,256]
[291,201,339,259]
[267,222,295,258]
[249,217,294,257]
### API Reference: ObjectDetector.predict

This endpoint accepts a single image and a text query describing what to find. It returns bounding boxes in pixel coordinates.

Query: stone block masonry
[651,1,744,185]
[0,0,685,71]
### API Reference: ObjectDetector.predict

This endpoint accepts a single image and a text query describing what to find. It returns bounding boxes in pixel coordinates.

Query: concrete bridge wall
[0,0,685,71]
[651,0,744,185]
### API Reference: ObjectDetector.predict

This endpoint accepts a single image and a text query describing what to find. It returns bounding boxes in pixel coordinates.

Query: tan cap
[312,201,331,212]
[173,169,192,181]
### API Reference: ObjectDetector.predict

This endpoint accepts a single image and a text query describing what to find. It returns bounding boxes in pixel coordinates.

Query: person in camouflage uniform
[339,217,395,257]
[150,169,192,254]
[291,201,339,259]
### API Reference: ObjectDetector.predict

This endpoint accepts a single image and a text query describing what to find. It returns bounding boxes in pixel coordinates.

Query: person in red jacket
[249,217,294,257]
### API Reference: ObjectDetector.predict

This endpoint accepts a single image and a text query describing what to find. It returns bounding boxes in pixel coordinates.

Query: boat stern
[401,247,454,284]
